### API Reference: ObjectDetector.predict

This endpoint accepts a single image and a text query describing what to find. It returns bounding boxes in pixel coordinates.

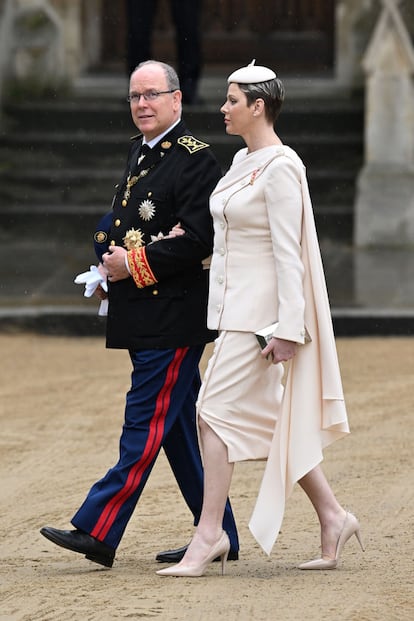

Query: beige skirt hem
[196,331,284,464]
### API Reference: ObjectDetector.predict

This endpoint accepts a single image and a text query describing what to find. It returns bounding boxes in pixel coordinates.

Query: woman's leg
[197,417,234,536]
[298,464,347,559]
[177,417,234,565]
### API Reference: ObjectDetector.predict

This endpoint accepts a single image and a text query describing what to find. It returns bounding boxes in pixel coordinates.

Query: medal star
[139,199,156,221]
[123,228,144,250]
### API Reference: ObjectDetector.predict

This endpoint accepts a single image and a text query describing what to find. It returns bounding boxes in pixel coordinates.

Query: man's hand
[103,246,130,282]
[262,337,297,364]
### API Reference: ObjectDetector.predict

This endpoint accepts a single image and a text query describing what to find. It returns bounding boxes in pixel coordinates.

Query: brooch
[249,169,259,185]
[138,199,156,221]
[123,228,144,250]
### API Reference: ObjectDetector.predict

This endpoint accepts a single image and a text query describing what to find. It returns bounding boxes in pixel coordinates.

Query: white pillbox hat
[227,59,276,84]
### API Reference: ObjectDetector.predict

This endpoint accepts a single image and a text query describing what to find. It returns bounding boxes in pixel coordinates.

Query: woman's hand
[166,222,185,238]
[262,337,297,364]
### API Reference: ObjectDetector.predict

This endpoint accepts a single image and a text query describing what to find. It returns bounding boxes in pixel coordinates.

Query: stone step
[0,201,353,243]
[0,85,363,245]
[3,307,412,338]
[0,165,357,207]
[3,97,363,135]
[0,131,362,170]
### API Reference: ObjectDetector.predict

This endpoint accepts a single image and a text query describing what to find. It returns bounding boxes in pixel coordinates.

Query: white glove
[74,265,109,316]
[74,265,108,297]
[97,298,109,316]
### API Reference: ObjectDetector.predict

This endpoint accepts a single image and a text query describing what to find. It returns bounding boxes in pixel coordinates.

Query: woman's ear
[253,98,265,116]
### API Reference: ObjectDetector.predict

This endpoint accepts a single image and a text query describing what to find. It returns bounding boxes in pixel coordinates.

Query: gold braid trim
[127,247,158,289]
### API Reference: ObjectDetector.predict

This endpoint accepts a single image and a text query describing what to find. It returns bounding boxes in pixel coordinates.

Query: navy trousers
[72,346,239,552]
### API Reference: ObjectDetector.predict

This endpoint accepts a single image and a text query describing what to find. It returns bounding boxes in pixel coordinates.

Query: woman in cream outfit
[157,62,364,577]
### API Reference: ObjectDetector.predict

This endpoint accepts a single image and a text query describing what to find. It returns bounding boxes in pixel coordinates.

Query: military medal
[122,169,151,206]
[138,199,156,221]
[122,174,139,206]
[123,228,144,250]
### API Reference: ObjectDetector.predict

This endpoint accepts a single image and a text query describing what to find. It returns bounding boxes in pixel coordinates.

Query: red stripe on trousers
[90,347,189,541]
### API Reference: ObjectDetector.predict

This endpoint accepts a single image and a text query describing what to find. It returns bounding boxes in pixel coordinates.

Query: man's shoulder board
[177,135,210,154]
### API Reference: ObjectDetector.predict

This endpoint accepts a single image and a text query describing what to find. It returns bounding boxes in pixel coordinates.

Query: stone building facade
[0,0,412,94]
[0,0,413,246]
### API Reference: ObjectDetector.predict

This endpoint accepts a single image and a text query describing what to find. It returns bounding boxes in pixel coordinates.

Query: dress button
[115,219,121,227]
[219,247,225,255]
[216,304,222,312]
[220,222,225,229]
[110,240,116,246]
[152,289,159,296]
[218,276,224,284]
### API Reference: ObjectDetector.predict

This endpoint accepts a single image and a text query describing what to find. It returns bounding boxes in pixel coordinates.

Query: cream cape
[244,147,350,554]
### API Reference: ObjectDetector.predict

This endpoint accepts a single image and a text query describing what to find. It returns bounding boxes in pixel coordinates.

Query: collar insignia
[177,136,210,153]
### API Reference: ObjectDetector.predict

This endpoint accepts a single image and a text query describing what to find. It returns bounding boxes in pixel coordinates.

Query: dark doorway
[101,0,335,74]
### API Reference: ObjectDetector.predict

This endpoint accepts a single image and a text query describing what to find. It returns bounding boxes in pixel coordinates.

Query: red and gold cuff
[127,247,158,289]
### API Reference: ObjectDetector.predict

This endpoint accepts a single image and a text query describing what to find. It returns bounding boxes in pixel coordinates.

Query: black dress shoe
[40,527,115,568]
[155,543,239,563]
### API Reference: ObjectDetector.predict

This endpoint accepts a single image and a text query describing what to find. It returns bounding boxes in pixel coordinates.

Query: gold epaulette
[177,135,210,154]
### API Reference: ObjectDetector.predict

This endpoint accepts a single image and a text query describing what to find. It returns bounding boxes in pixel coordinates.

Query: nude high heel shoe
[156,531,230,577]
[298,512,364,570]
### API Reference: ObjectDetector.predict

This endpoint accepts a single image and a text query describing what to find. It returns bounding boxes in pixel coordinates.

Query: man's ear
[173,89,182,108]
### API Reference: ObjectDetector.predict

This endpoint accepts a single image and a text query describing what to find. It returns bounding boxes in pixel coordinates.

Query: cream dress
[197,145,350,554]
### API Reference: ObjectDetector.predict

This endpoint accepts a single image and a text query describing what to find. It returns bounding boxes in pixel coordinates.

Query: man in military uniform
[40,61,239,568]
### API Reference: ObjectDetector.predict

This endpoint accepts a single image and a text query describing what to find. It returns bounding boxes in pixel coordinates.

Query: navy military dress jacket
[104,120,220,350]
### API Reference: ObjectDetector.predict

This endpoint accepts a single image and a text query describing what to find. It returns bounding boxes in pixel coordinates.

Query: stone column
[354,0,414,246]
[335,0,378,89]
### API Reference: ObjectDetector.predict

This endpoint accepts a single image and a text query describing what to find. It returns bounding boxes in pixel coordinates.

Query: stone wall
[336,0,413,88]
[0,0,97,101]
[354,0,414,246]
[3,0,413,98]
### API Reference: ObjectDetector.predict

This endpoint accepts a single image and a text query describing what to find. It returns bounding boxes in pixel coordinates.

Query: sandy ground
[1,333,413,621]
